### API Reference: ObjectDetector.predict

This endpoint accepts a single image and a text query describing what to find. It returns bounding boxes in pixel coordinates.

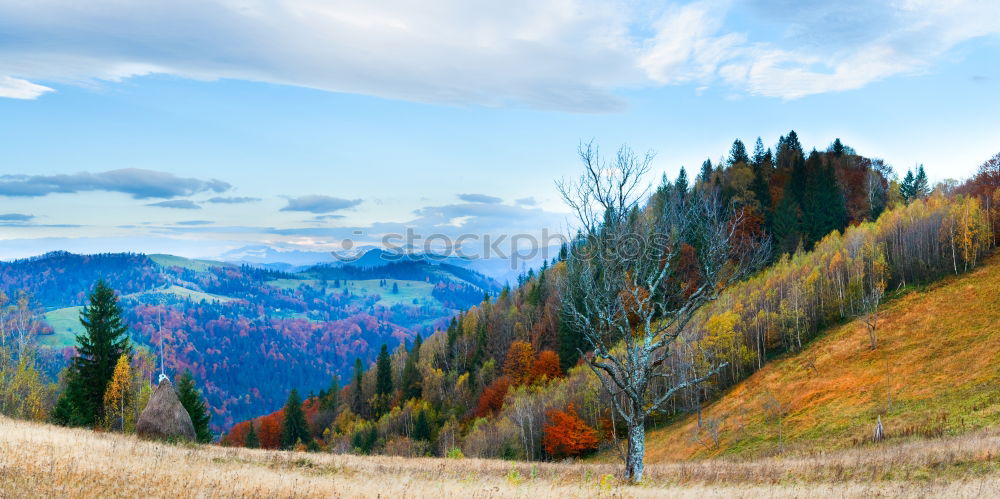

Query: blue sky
[1,0,999,260]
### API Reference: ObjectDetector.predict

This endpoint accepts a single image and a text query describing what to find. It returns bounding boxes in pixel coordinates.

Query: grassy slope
[39,286,233,347]
[148,253,232,272]
[39,306,84,348]
[2,416,998,498]
[642,254,1000,462]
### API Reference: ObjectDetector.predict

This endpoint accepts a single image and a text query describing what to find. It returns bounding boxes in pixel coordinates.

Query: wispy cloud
[0,213,34,222]
[280,195,362,214]
[0,169,230,199]
[458,193,503,204]
[0,76,53,99]
[175,220,213,225]
[515,197,537,206]
[147,200,201,209]
[206,196,261,204]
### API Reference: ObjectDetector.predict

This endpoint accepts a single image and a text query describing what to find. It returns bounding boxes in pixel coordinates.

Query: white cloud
[0,0,639,111]
[643,0,1000,99]
[0,0,997,105]
[0,76,53,99]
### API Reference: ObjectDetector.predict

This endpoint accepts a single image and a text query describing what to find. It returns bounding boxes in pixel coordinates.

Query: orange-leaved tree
[503,340,535,386]
[473,376,510,418]
[530,350,562,384]
[542,403,599,458]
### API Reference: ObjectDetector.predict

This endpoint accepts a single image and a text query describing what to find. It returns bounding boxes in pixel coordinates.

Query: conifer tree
[901,169,916,203]
[321,374,339,411]
[699,158,713,185]
[372,344,394,417]
[914,165,930,199]
[177,370,212,443]
[280,388,311,449]
[245,421,260,448]
[375,344,393,396]
[556,312,584,371]
[350,358,365,416]
[771,191,801,256]
[674,166,689,195]
[728,139,750,166]
[401,335,422,401]
[751,137,768,169]
[53,280,132,427]
[830,138,845,157]
[412,409,431,442]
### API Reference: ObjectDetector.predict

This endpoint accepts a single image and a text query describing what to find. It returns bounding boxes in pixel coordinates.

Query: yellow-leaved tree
[102,354,131,431]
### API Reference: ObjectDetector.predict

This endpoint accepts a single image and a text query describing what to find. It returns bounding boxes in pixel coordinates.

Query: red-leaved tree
[542,403,599,458]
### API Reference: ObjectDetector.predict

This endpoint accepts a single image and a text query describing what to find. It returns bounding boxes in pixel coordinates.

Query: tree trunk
[625,420,646,483]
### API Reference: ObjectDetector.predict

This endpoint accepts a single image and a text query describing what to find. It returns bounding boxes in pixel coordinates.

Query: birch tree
[557,142,768,482]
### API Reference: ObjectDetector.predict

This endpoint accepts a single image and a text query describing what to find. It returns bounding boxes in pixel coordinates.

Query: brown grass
[639,254,1000,461]
[2,415,1000,498]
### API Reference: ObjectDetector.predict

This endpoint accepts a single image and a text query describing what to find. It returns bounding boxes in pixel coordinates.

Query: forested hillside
[220,138,999,465]
[639,251,1000,460]
[0,251,498,430]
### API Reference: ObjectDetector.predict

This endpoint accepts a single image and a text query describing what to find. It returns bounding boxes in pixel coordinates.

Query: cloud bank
[0,169,230,199]
[147,200,201,210]
[281,195,363,214]
[458,193,503,204]
[1,1,996,106]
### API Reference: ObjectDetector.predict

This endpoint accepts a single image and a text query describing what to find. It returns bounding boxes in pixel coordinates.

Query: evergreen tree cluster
[52,280,133,427]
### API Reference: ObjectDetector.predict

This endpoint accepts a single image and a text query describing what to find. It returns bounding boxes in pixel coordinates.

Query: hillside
[639,253,1000,461]
[1,251,499,431]
[2,415,998,498]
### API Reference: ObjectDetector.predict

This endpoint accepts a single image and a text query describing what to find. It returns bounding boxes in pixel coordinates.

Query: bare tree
[557,142,768,482]
[859,241,887,350]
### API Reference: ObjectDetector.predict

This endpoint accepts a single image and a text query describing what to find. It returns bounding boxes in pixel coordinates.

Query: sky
[1,0,999,260]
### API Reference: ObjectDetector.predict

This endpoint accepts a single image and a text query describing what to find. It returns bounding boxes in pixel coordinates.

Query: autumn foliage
[530,350,562,383]
[473,376,510,418]
[502,341,535,385]
[542,404,599,458]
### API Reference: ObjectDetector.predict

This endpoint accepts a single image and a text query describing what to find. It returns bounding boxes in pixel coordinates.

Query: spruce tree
[830,138,845,157]
[177,370,212,443]
[321,374,339,411]
[771,191,801,256]
[401,335,422,401]
[372,344,394,417]
[412,409,431,442]
[751,137,768,169]
[699,158,713,185]
[375,344,393,397]
[556,311,585,371]
[280,388,311,449]
[245,421,260,448]
[728,139,750,166]
[901,169,916,204]
[914,165,930,199]
[350,358,365,416]
[53,280,132,427]
[674,166,689,196]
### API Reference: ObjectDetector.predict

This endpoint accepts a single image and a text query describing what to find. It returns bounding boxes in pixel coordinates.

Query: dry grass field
[2,415,999,498]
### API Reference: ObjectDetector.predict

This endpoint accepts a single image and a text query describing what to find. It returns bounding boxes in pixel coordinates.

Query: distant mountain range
[217,244,560,285]
[1,250,499,431]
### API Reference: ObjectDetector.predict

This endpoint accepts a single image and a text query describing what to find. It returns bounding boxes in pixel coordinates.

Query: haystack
[136,379,196,441]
